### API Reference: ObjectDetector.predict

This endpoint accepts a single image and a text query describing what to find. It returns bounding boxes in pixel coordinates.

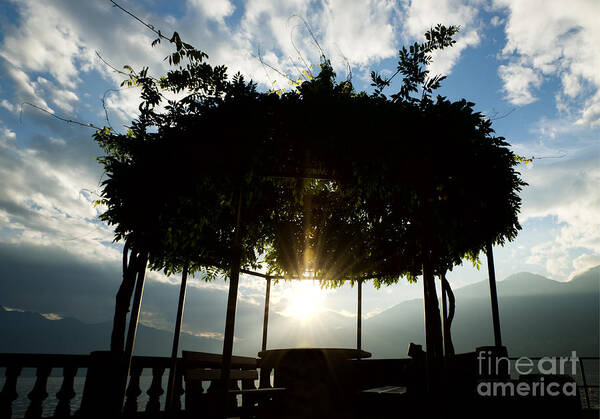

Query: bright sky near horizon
[0,0,598,337]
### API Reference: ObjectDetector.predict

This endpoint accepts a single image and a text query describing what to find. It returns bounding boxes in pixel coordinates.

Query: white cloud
[0,3,82,88]
[0,0,169,125]
[520,150,600,278]
[0,99,15,112]
[183,329,225,341]
[364,307,384,319]
[317,0,398,69]
[323,308,356,318]
[139,310,174,331]
[233,0,402,88]
[2,306,25,312]
[490,15,504,27]
[0,125,119,265]
[187,0,235,23]
[0,125,16,148]
[41,312,63,320]
[36,77,79,113]
[429,27,480,77]
[495,0,600,126]
[498,63,542,105]
[569,253,600,280]
[0,0,476,121]
[3,64,53,112]
[576,92,600,128]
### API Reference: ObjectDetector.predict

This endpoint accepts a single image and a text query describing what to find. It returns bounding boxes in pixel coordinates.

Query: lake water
[3,375,174,418]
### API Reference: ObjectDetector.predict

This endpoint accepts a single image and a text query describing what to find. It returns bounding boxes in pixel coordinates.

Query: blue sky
[0,0,598,342]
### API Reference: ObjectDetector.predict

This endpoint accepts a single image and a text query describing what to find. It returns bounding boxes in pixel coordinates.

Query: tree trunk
[422,254,444,366]
[110,239,138,353]
[441,273,455,356]
[421,191,444,397]
[220,187,244,419]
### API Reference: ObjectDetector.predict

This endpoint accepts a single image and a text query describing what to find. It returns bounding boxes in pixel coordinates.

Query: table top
[362,386,408,395]
[258,348,371,367]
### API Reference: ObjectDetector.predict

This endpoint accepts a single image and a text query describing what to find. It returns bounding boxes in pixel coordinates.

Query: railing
[0,353,276,419]
[1,352,597,418]
[0,354,90,419]
[508,356,599,410]
[123,356,184,417]
[353,355,599,411]
[0,354,186,419]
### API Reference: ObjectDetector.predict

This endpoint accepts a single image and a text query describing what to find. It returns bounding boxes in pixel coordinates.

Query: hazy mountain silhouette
[363,266,599,358]
[0,308,221,356]
[1,266,597,359]
[457,266,599,298]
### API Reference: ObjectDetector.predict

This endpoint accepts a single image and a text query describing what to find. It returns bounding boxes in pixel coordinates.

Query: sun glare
[281,281,325,321]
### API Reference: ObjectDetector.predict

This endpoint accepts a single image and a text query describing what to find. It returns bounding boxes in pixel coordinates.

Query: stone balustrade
[0,352,272,419]
[0,354,89,419]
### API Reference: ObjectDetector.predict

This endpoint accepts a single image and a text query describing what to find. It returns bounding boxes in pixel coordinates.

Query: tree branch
[108,0,171,42]
[20,102,101,130]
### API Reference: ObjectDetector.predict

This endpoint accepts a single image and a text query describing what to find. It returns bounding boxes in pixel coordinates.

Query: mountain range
[1,266,598,359]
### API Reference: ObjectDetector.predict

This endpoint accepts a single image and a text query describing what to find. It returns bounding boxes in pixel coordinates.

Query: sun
[281,281,325,321]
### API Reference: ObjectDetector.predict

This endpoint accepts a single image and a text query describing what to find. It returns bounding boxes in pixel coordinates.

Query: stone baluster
[24,366,51,419]
[185,372,206,415]
[241,369,258,415]
[0,366,22,419]
[172,369,185,412]
[145,366,165,414]
[204,377,222,417]
[206,378,218,394]
[54,366,78,419]
[241,370,257,390]
[229,371,241,411]
[123,364,143,417]
[259,367,273,388]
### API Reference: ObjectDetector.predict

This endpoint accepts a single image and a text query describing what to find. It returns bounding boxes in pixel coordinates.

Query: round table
[258,348,371,419]
[258,348,370,367]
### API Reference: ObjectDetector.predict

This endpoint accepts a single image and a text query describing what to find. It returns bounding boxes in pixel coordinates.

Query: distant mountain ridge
[363,265,599,358]
[0,266,598,360]
[0,307,222,356]
[456,266,599,298]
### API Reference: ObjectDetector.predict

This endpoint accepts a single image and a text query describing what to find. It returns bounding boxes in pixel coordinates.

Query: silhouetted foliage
[93,25,525,288]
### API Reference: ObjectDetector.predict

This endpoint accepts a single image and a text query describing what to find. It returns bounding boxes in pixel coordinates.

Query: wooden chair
[182,351,285,418]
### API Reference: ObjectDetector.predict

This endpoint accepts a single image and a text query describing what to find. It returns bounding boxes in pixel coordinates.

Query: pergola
[155,240,503,410]
[94,26,524,417]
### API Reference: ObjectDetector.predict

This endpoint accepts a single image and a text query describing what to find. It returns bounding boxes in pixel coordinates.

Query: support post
[440,273,455,357]
[122,253,148,409]
[261,276,271,352]
[124,253,148,366]
[166,263,189,412]
[111,239,135,354]
[441,275,448,355]
[80,253,147,418]
[485,241,503,348]
[579,358,591,409]
[357,279,362,353]
[220,188,243,417]
[78,351,127,418]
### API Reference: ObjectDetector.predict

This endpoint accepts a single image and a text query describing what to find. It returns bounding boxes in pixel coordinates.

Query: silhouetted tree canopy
[94,25,525,287]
